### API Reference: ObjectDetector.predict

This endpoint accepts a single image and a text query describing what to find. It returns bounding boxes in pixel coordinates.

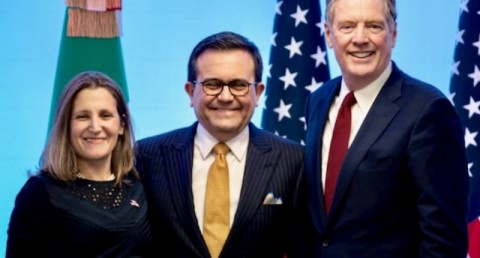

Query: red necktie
[324,91,356,214]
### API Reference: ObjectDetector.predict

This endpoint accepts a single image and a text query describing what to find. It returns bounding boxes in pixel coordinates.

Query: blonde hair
[40,71,137,185]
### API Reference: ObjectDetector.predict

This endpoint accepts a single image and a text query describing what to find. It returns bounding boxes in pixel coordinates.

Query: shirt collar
[340,62,392,111]
[195,124,249,161]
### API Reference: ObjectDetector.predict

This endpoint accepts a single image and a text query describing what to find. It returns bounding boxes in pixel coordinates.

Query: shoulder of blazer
[136,123,197,148]
[310,76,342,99]
[248,123,303,152]
[386,62,448,105]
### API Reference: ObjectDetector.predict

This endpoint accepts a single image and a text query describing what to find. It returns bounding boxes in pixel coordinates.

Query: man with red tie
[303,0,469,257]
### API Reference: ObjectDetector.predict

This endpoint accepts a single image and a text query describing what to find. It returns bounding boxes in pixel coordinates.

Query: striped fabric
[135,122,305,258]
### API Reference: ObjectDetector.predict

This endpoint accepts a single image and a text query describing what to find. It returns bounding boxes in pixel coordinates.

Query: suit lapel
[226,125,279,241]
[305,78,340,232]
[327,66,403,220]
[163,124,209,257]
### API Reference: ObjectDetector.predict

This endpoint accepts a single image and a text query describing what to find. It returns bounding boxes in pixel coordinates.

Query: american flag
[261,0,330,144]
[449,1,480,257]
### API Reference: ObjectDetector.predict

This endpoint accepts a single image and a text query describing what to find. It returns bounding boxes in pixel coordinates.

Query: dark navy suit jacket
[303,63,468,257]
[135,123,304,258]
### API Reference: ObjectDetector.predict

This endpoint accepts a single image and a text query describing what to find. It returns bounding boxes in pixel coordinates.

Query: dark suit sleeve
[408,98,468,257]
[291,161,316,258]
[134,142,146,177]
[6,176,56,258]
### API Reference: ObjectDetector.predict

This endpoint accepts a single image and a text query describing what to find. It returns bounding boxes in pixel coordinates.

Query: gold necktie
[204,142,230,258]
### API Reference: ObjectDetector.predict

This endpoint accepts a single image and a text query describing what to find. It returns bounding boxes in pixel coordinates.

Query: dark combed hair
[187,31,263,82]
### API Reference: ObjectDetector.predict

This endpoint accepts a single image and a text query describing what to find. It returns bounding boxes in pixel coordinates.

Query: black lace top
[6,173,151,258]
[67,178,129,210]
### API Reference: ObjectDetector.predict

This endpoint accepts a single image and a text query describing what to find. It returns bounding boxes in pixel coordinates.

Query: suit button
[322,240,329,247]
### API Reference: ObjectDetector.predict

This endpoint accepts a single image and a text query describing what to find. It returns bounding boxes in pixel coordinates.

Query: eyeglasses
[193,79,256,96]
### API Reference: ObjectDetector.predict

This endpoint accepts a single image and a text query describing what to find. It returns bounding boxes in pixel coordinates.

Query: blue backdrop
[0,0,459,254]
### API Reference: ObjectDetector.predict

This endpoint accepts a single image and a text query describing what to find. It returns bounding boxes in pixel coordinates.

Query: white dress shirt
[192,124,248,232]
[321,62,393,190]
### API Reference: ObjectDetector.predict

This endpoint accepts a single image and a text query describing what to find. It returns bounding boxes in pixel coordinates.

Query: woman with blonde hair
[7,71,151,257]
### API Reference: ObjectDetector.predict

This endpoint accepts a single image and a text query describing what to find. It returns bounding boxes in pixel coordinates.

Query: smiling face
[185,49,264,142]
[325,0,397,90]
[69,87,124,169]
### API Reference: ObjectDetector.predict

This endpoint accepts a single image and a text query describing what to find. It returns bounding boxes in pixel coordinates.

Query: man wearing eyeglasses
[135,31,304,258]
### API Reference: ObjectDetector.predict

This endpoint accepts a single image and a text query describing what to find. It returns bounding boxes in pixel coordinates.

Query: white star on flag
[274,130,288,138]
[274,100,292,121]
[266,64,272,78]
[458,29,466,44]
[284,37,304,58]
[465,128,478,148]
[290,5,309,27]
[316,20,326,35]
[299,116,307,130]
[463,97,480,118]
[279,68,298,89]
[305,77,322,93]
[275,1,283,15]
[468,65,480,87]
[271,32,278,47]
[473,34,480,55]
[461,0,470,13]
[449,92,456,106]
[452,61,461,76]
[311,46,327,67]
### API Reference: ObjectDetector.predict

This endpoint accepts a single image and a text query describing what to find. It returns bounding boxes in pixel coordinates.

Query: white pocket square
[263,192,283,205]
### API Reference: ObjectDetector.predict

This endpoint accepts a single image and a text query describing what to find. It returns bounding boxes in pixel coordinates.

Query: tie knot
[213,142,230,155]
[342,91,357,107]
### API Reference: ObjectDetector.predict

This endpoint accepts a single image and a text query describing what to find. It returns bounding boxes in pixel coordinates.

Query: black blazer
[304,63,469,257]
[135,122,304,258]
